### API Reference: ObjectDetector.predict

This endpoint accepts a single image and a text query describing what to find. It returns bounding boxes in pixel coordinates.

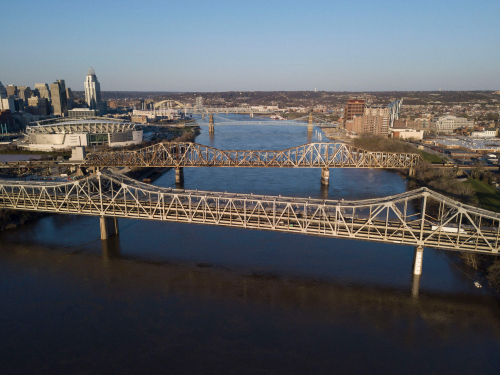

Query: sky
[1,0,499,92]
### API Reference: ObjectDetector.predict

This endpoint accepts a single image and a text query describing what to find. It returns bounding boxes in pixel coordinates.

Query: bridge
[196,113,336,133]
[0,170,498,284]
[81,141,424,184]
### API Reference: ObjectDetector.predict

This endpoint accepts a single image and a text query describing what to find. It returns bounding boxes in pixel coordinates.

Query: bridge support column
[250,112,253,118]
[413,246,424,275]
[321,168,330,185]
[100,216,119,240]
[409,167,415,177]
[209,113,214,134]
[411,274,421,298]
[175,167,184,184]
[308,112,314,134]
[202,113,205,119]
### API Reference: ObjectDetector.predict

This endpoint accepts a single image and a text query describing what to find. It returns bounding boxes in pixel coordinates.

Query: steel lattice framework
[82,142,423,169]
[0,171,498,254]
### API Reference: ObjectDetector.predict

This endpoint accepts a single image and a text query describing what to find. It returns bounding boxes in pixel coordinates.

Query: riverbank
[0,209,47,231]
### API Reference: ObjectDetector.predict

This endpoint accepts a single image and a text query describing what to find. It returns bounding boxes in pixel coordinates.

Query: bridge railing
[0,171,498,254]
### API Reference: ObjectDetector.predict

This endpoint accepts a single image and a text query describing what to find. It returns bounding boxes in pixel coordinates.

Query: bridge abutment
[175,167,184,184]
[321,168,330,185]
[413,246,424,275]
[100,216,119,240]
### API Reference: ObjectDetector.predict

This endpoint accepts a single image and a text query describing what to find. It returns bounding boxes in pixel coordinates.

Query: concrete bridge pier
[175,167,184,184]
[208,113,214,134]
[308,112,314,133]
[202,113,205,119]
[413,246,424,275]
[321,168,330,185]
[250,112,253,118]
[411,274,421,297]
[100,216,119,240]
[409,168,416,177]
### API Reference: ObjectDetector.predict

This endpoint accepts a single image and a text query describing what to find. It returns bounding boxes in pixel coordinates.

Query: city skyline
[1,0,499,92]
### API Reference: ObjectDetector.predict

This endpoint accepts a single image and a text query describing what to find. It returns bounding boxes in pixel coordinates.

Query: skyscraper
[50,79,68,116]
[35,83,51,99]
[6,85,17,97]
[17,86,33,105]
[85,67,102,111]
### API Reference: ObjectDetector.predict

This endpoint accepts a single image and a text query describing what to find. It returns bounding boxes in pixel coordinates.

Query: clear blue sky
[1,0,499,91]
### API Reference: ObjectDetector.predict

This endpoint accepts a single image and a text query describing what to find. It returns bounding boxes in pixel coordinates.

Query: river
[1,115,499,374]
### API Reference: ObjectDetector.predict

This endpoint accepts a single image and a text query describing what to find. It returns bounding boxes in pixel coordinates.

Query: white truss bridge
[0,170,498,255]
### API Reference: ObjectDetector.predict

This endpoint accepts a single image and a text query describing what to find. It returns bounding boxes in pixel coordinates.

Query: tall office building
[346,107,389,136]
[17,86,33,105]
[85,67,102,111]
[35,83,51,99]
[66,87,74,110]
[0,81,8,111]
[5,85,17,97]
[50,79,68,116]
[343,99,365,126]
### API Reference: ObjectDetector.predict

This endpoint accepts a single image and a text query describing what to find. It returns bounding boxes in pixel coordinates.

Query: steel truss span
[82,142,423,169]
[0,171,498,255]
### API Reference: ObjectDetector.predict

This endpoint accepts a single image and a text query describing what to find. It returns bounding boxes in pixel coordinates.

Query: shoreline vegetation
[353,133,500,292]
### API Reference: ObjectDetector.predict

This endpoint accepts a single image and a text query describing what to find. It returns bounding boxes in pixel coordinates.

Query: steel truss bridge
[81,142,423,169]
[195,113,336,127]
[0,170,498,255]
[183,107,280,115]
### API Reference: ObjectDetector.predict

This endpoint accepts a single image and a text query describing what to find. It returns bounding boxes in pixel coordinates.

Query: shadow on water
[2,242,500,335]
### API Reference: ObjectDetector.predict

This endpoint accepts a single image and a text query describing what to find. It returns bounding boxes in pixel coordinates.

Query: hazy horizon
[1,0,499,92]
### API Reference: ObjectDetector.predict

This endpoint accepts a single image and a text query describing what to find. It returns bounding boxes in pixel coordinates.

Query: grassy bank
[419,151,444,164]
[465,178,500,212]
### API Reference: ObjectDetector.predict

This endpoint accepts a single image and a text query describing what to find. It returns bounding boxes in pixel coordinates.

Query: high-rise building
[17,86,33,105]
[346,107,389,136]
[35,83,51,99]
[27,97,51,116]
[85,67,102,111]
[5,85,17,97]
[0,81,7,100]
[50,79,68,116]
[66,87,74,110]
[343,99,365,126]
